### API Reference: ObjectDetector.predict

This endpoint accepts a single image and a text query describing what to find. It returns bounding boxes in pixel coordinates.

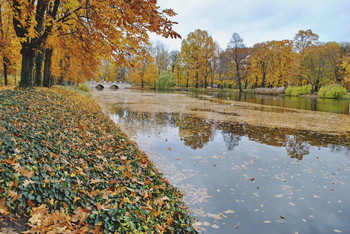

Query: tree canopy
[2,0,180,87]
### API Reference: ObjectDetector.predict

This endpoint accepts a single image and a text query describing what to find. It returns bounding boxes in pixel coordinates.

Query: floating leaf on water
[224,209,235,214]
[202,221,210,226]
[212,224,220,229]
[193,221,202,226]
[263,220,272,223]
[334,229,342,233]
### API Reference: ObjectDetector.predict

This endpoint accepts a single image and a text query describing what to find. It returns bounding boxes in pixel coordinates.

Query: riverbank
[0,87,196,233]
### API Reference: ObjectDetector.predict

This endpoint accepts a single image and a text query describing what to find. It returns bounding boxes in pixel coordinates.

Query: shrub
[77,84,90,92]
[156,71,174,90]
[285,85,312,96]
[318,84,347,98]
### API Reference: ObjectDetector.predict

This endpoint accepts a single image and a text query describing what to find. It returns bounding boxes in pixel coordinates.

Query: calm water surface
[93,89,350,233]
[190,91,350,115]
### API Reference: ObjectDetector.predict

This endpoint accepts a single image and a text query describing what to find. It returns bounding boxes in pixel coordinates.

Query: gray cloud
[151,0,350,50]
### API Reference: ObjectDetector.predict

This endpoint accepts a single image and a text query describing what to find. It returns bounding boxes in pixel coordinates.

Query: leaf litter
[0,87,196,233]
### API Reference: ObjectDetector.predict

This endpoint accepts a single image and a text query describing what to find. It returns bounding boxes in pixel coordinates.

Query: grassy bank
[0,87,196,233]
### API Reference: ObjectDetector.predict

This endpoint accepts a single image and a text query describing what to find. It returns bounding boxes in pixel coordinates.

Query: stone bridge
[85,81,132,90]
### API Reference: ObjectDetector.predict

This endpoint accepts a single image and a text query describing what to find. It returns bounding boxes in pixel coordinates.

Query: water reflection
[111,108,349,160]
[191,91,350,115]
[103,101,350,233]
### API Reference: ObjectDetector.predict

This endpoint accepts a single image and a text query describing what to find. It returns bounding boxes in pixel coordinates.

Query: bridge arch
[110,84,119,89]
[95,84,104,89]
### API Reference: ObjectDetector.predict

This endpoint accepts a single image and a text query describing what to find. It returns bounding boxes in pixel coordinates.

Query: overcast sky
[150,0,350,51]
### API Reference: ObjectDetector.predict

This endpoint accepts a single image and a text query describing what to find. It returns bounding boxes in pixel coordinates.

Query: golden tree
[0,0,21,85]
[300,45,328,92]
[324,42,350,84]
[178,29,216,88]
[248,42,271,87]
[10,0,180,87]
[266,40,295,87]
[144,62,159,87]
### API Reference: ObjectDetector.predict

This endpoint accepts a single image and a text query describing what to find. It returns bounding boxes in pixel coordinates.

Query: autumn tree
[300,45,328,92]
[266,40,295,87]
[248,42,271,87]
[214,46,230,88]
[126,44,158,88]
[292,30,320,86]
[178,29,216,88]
[226,33,249,92]
[173,51,188,87]
[144,62,159,87]
[0,0,20,85]
[324,42,350,84]
[342,56,350,89]
[293,29,319,55]
[10,0,181,88]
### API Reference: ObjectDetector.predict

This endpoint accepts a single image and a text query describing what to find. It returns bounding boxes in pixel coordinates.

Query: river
[190,91,350,115]
[92,88,350,234]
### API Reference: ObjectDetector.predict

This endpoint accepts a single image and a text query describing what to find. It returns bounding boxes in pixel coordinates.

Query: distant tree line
[125,29,350,92]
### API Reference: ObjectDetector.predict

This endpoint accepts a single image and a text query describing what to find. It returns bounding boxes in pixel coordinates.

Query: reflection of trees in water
[177,117,214,149]
[218,122,349,160]
[285,135,311,160]
[113,108,214,149]
[222,132,241,151]
[329,145,350,157]
[112,108,350,159]
[113,109,176,135]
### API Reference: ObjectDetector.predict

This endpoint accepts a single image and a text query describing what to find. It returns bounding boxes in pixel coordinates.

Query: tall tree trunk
[3,58,8,86]
[237,75,242,92]
[262,72,266,88]
[19,45,36,88]
[34,48,45,86]
[43,48,53,87]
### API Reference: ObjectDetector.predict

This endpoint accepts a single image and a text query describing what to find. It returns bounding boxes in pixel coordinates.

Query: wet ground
[92,89,350,233]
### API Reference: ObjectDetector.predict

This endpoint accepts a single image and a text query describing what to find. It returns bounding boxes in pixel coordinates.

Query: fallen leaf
[0,198,8,214]
[28,213,42,225]
[224,209,235,214]
[203,221,210,226]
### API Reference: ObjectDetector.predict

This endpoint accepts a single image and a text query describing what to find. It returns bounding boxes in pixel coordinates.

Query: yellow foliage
[178,29,216,87]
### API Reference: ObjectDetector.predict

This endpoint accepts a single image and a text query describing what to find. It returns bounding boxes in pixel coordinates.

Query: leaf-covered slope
[0,87,196,233]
